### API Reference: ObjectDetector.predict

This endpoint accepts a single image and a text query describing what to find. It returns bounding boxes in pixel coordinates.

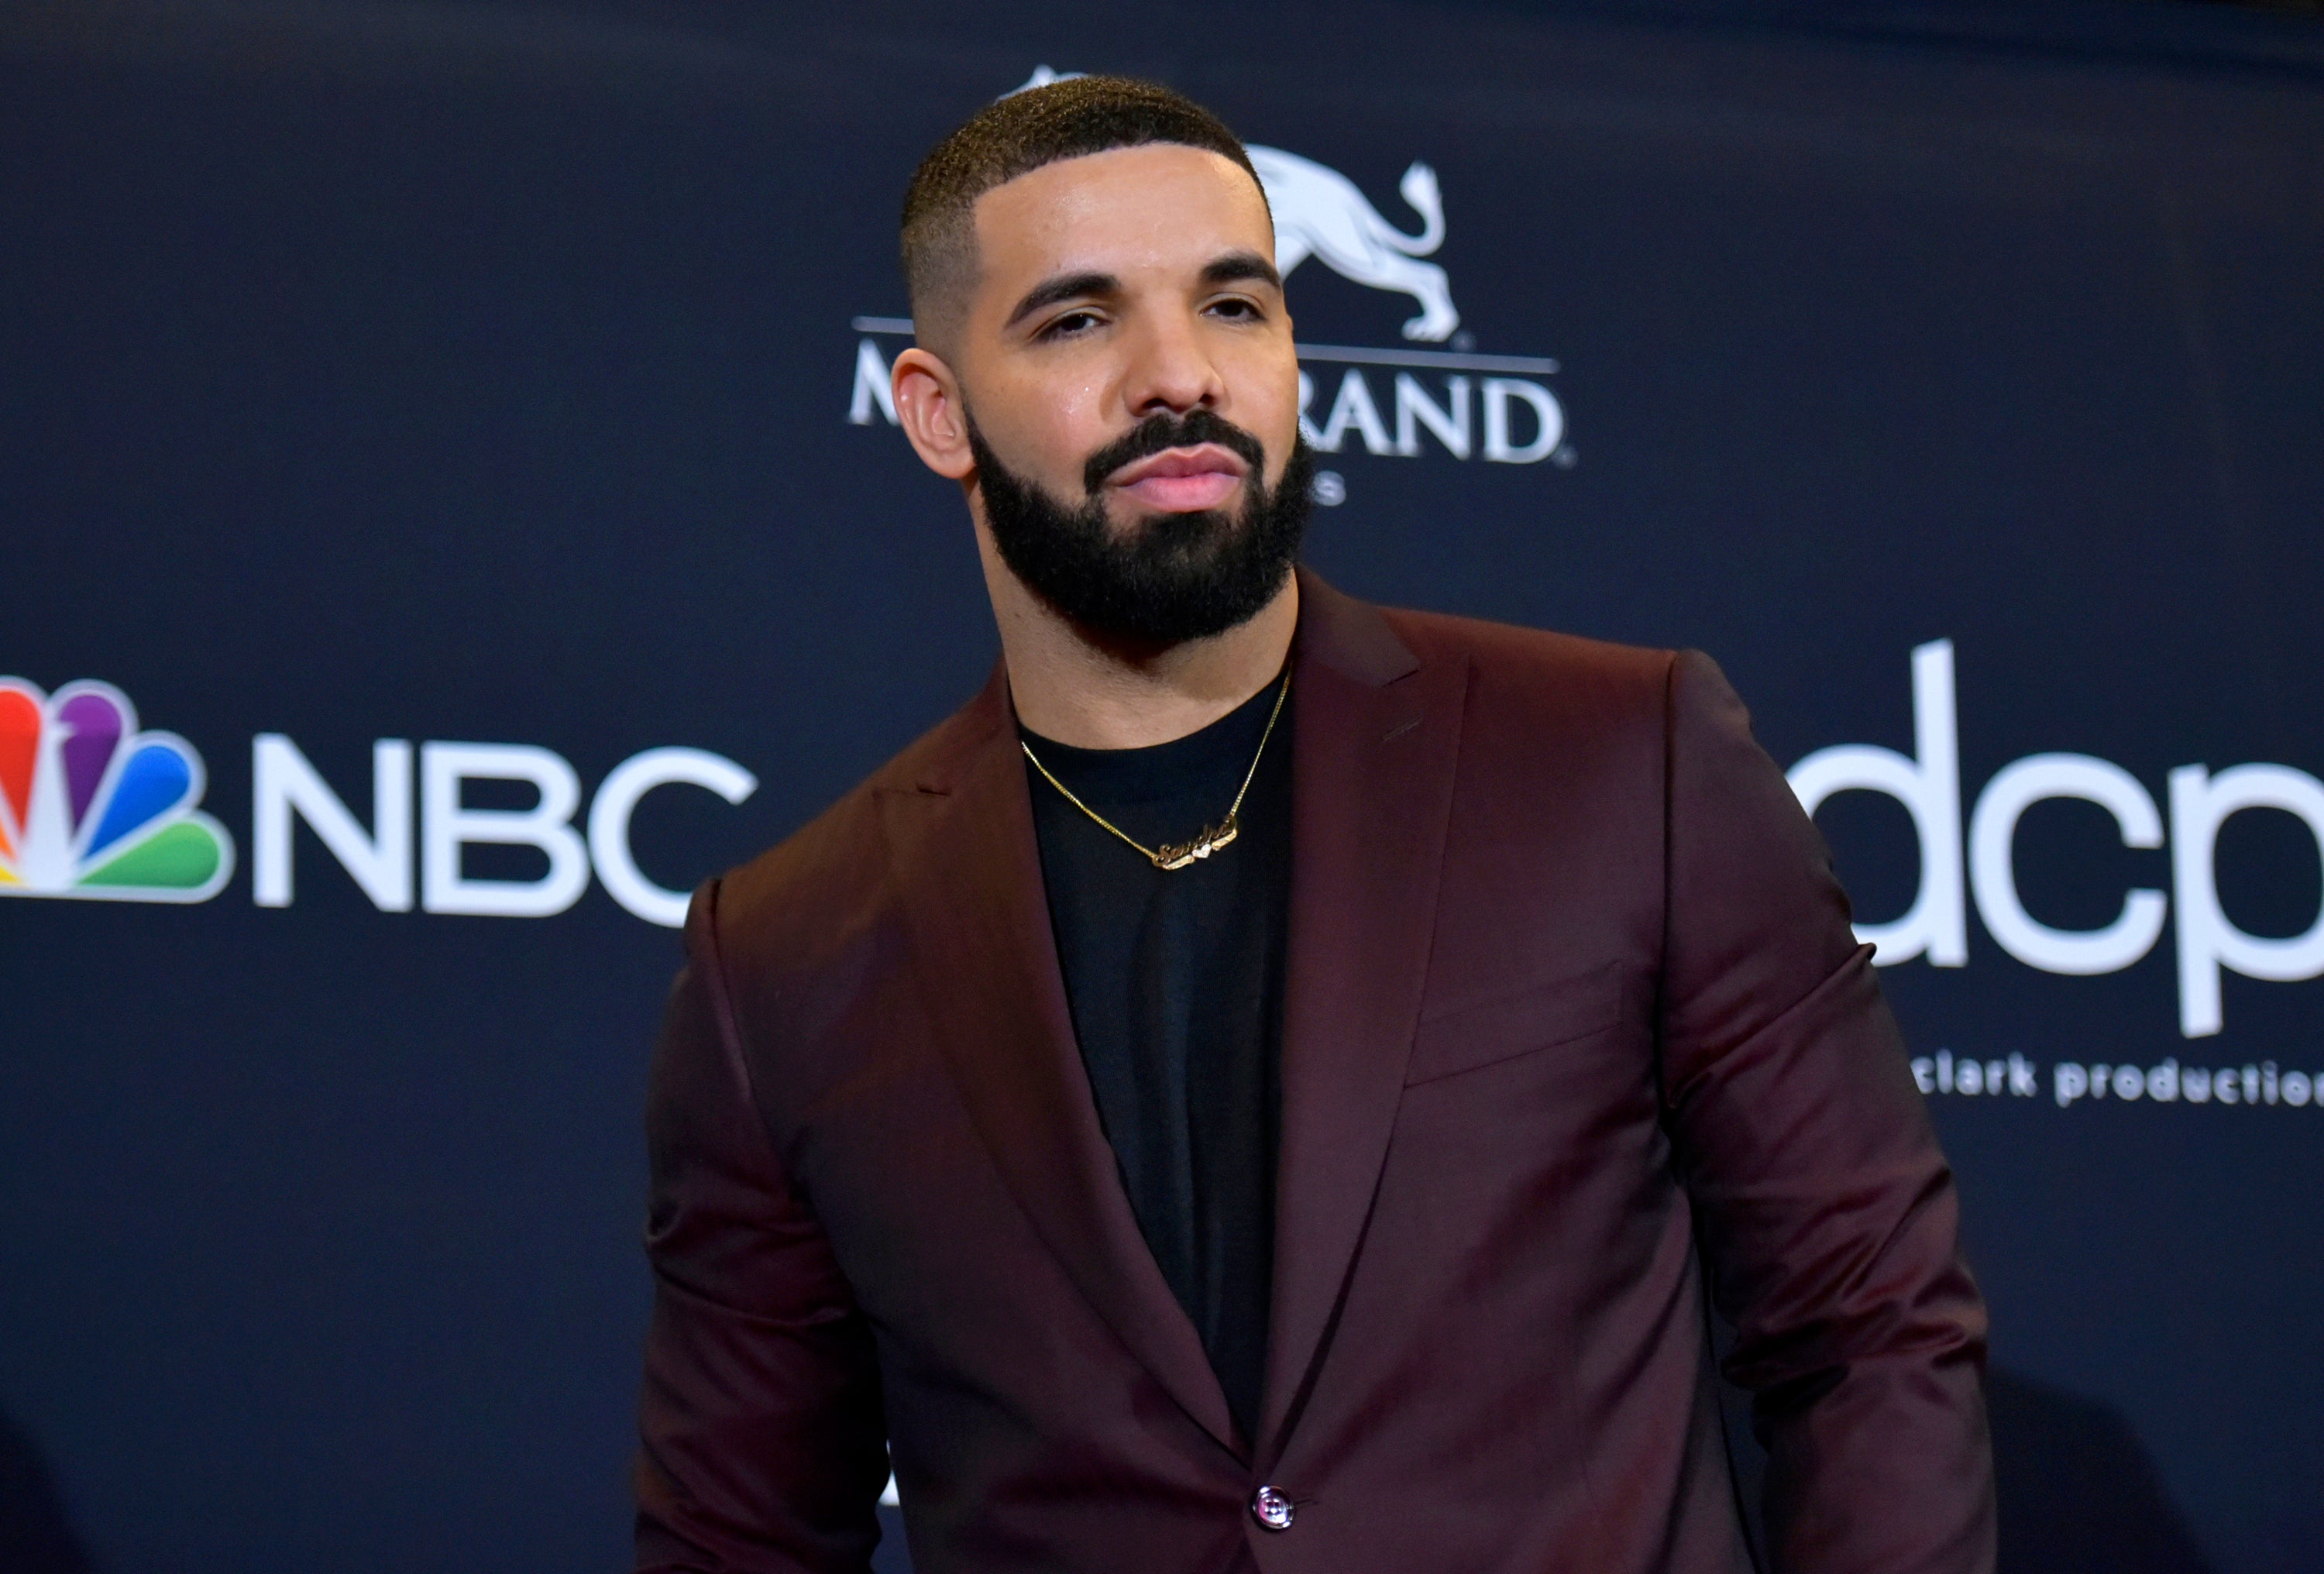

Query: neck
[976,528,1299,751]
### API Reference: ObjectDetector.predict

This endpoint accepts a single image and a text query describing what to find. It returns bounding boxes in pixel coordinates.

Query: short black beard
[968,407,1314,647]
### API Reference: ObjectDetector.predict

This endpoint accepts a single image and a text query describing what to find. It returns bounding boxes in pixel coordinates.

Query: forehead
[969,143,1274,287]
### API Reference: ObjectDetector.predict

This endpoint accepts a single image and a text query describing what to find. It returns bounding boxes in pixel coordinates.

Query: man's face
[935,143,1310,644]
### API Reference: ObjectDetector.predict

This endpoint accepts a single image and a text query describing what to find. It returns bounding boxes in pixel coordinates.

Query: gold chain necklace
[1020,672,1291,871]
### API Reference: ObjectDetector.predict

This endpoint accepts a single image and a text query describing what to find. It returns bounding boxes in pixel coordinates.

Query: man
[635,74,1993,1574]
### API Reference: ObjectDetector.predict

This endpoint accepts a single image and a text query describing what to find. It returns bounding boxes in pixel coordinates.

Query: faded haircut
[899,74,1266,353]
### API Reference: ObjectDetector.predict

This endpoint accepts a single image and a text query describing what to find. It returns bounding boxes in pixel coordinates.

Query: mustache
[1081,410,1268,497]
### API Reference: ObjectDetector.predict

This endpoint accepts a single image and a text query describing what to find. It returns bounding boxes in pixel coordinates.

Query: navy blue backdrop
[4,2,2320,1571]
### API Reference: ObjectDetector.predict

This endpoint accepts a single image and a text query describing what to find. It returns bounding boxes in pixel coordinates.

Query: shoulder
[699,677,997,981]
[1373,600,1686,737]
[1354,600,1769,820]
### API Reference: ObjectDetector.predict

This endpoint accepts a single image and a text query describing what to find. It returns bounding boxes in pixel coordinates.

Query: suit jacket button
[1250,1485,1294,1531]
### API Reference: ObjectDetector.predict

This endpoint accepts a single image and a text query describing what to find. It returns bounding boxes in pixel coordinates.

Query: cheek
[985,369,1112,490]
[1240,372,1304,478]
[1219,345,1301,436]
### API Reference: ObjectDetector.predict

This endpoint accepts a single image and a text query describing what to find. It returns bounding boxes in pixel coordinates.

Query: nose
[1120,307,1225,420]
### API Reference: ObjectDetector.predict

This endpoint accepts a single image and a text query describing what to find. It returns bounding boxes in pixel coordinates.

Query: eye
[1037,308,1104,341]
[1206,296,1265,322]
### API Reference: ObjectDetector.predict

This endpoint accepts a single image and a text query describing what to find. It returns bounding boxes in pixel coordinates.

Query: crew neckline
[1020,673,1289,806]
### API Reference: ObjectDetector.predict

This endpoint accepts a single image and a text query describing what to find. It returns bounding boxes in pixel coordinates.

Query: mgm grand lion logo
[847,69,1569,483]
[1246,146,1456,343]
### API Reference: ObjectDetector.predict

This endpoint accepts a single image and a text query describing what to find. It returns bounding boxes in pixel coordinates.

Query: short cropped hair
[899,75,1264,352]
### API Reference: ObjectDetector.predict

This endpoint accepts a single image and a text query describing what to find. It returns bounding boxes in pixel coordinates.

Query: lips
[1105,443,1249,513]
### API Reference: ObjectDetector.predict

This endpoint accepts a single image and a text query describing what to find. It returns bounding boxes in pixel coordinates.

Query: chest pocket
[1404,961,1626,1086]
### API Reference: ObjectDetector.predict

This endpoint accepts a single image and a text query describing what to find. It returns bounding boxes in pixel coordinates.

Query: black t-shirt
[1021,675,1293,1441]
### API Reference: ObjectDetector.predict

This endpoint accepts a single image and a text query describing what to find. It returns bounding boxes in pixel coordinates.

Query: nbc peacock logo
[0,678,235,902]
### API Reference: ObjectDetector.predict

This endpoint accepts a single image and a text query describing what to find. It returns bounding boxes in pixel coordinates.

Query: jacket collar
[1260,570,1466,1468]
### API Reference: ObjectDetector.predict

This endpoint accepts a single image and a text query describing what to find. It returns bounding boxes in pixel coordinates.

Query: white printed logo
[1790,638,2324,1039]
[1246,148,1456,342]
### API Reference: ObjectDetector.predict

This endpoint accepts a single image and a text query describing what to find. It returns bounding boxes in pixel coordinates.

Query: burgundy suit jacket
[635,571,1994,1574]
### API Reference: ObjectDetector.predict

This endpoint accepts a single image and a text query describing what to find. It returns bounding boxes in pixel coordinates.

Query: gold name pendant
[1151,815,1239,871]
[1022,672,1288,872]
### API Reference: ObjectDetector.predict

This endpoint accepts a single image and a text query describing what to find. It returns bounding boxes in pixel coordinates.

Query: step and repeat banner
[4,3,2319,1571]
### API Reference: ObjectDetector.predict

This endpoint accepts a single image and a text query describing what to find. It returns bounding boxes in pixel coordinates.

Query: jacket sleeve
[1657,650,1995,1574]
[634,879,889,1573]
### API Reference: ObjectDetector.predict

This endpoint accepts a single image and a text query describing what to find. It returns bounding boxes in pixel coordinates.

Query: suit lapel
[880,672,1240,1456]
[1260,572,1469,1468]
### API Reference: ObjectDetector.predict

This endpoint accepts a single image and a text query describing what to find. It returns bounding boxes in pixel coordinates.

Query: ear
[892,346,976,482]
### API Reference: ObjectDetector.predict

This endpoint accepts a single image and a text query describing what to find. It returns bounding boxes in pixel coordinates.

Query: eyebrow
[1005,270,1118,331]
[1202,250,1282,292]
